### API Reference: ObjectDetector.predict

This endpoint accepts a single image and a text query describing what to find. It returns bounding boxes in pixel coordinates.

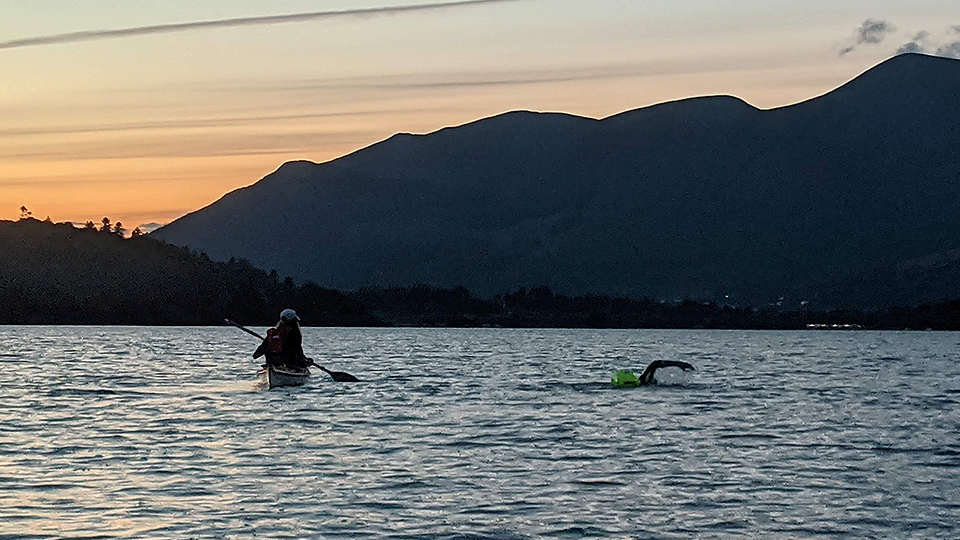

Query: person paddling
[253,309,309,370]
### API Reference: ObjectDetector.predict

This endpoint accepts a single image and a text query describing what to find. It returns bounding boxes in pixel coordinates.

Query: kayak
[257,365,310,389]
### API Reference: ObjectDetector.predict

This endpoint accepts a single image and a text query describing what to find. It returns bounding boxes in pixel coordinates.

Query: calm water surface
[1,327,959,539]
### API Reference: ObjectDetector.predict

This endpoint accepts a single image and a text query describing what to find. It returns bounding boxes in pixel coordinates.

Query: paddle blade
[311,360,360,382]
[330,371,360,382]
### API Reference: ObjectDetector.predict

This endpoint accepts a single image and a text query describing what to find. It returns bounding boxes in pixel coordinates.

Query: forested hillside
[0,218,379,326]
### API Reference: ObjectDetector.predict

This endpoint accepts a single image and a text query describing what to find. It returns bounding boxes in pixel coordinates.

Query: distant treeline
[5,218,960,329]
[351,284,960,330]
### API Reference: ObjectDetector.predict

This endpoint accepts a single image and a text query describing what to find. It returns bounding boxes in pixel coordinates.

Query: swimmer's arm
[639,360,695,385]
[657,360,695,371]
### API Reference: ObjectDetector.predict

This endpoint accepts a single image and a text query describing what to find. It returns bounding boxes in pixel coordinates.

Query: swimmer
[638,360,695,385]
[613,360,695,386]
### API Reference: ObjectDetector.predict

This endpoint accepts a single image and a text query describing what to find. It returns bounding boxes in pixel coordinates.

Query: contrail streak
[0,0,525,50]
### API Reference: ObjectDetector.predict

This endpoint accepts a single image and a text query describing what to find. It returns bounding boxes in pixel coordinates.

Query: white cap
[279,308,300,322]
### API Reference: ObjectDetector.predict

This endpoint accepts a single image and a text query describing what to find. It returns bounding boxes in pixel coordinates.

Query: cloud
[241,64,663,95]
[0,129,380,161]
[0,110,398,138]
[894,27,960,58]
[842,20,960,59]
[840,19,896,55]
[896,31,930,55]
[840,19,896,56]
[896,42,926,54]
[936,42,960,59]
[857,19,896,44]
[135,222,165,234]
[0,0,526,50]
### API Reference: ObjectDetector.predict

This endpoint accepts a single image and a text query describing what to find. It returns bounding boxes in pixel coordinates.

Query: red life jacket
[265,327,287,354]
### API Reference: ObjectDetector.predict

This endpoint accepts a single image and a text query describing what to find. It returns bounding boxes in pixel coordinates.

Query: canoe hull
[257,365,310,389]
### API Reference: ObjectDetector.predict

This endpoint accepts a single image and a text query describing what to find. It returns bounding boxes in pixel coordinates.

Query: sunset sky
[2,0,958,228]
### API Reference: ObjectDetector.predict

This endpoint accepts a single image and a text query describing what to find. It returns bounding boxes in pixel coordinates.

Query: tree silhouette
[100,217,111,232]
[113,222,125,236]
[19,206,31,220]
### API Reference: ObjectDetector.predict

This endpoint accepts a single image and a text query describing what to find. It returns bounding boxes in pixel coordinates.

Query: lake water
[1,327,959,539]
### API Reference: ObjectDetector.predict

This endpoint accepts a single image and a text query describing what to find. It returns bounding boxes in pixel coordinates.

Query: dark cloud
[840,19,896,56]
[894,27,960,58]
[936,42,960,59]
[844,21,960,59]
[0,0,525,50]
[858,19,896,44]
[896,31,930,55]
[896,42,926,54]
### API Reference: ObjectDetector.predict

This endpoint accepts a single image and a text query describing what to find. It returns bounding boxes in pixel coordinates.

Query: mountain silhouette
[153,53,960,307]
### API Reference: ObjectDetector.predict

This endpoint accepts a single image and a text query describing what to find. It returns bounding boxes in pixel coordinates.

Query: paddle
[312,364,360,382]
[224,318,359,382]
[225,318,266,340]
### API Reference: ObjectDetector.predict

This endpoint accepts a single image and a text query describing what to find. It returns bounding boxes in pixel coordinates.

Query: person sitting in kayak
[253,309,309,370]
